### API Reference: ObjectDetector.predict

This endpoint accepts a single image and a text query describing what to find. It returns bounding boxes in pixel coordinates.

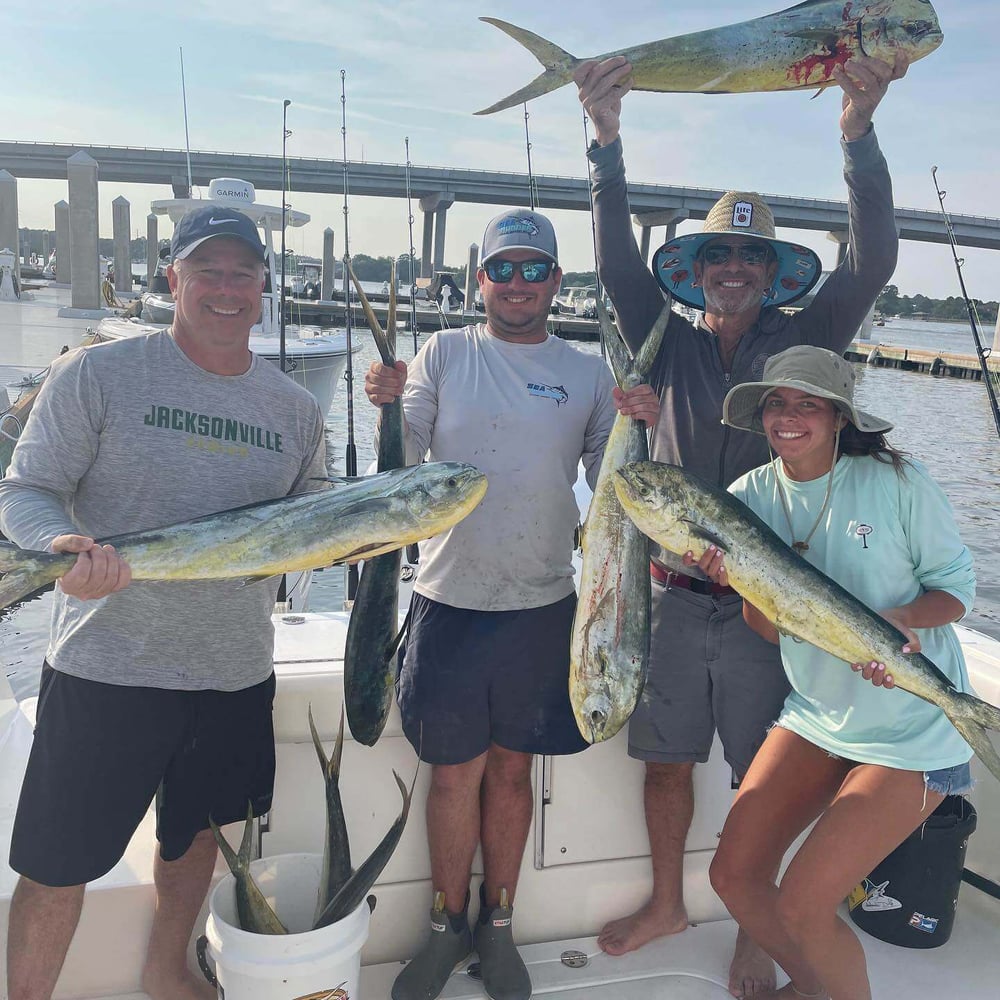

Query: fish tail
[635,299,673,379]
[475,18,579,115]
[949,690,1000,784]
[0,542,71,611]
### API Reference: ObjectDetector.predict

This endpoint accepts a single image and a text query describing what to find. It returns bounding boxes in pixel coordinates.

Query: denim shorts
[924,760,973,796]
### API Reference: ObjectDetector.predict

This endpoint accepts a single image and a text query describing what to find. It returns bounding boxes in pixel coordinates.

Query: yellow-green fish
[477,0,943,115]
[613,460,1000,783]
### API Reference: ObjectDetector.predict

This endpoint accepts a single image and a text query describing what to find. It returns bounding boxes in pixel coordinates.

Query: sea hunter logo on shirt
[526,382,569,406]
[143,404,283,453]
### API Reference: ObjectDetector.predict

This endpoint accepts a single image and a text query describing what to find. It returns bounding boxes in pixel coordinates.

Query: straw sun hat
[722,346,894,436]
[651,191,822,311]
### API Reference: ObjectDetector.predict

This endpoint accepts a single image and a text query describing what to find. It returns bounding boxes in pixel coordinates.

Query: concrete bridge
[3,140,1000,276]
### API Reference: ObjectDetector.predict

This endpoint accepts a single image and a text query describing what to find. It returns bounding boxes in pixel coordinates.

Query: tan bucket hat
[722,346,894,436]
[652,191,822,311]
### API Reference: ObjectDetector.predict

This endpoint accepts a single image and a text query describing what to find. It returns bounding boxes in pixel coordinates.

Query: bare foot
[597,900,688,956]
[141,964,216,1000]
[729,926,776,997]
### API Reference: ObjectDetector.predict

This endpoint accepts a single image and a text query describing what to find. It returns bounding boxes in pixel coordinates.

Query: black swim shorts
[396,592,588,765]
[10,663,276,887]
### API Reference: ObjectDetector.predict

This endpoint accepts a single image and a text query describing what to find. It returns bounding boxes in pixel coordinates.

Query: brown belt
[650,560,736,597]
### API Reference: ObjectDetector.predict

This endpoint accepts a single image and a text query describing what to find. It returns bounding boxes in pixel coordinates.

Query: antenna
[279,99,291,375]
[179,48,193,195]
[404,137,419,353]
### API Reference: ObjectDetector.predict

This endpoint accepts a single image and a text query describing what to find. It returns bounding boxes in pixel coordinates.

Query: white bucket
[204,852,370,1000]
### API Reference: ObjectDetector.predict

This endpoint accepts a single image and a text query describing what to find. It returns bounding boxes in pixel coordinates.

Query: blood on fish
[787,38,853,85]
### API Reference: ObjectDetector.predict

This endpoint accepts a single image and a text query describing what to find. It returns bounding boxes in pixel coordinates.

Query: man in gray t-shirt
[366,209,658,1000]
[574,50,907,997]
[1,206,326,1000]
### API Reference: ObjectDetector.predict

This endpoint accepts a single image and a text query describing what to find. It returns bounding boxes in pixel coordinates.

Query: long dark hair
[837,418,908,474]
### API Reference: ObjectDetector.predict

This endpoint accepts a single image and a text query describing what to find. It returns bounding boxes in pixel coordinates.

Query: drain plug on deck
[560,950,589,969]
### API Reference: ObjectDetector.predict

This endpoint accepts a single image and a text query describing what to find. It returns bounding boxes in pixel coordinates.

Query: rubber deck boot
[474,885,532,1000]
[392,890,473,1000]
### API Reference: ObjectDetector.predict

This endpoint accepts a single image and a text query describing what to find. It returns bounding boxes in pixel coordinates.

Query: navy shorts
[10,663,276,887]
[397,592,588,765]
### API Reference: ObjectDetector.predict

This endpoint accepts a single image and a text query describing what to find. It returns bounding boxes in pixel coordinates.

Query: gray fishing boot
[392,890,473,1000]
[474,885,532,1000]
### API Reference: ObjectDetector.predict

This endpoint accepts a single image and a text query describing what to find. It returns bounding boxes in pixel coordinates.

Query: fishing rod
[341,69,359,599]
[523,103,537,210]
[179,48,193,196]
[582,110,606,359]
[931,166,1000,440]
[279,99,291,375]
[403,137,419,353]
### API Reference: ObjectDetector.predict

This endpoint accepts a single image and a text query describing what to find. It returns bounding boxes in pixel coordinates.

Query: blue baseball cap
[170,205,266,262]
[481,209,558,264]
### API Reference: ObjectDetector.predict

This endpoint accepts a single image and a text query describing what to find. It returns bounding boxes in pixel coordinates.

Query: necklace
[772,426,841,553]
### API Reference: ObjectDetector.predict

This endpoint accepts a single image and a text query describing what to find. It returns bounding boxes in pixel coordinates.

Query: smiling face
[760,387,846,482]
[694,237,777,322]
[167,236,265,372]
[477,248,562,344]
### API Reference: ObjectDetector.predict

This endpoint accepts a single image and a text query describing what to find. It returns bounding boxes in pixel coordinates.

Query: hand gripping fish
[569,301,669,743]
[0,462,488,611]
[613,461,1000,783]
[343,261,407,746]
[476,0,943,115]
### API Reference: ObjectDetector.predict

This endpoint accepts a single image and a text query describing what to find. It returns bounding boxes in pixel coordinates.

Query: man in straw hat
[574,48,907,996]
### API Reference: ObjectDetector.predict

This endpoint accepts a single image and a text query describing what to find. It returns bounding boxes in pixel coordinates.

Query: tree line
[876,284,998,324]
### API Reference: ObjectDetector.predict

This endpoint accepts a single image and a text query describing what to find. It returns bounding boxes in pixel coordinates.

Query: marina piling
[0,171,20,286]
[67,151,100,310]
[146,214,158,291]
[112,196,131,294]
[54,200,70,283]
[322,228,335,300]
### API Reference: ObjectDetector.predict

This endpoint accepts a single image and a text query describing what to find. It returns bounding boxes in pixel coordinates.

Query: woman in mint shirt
[695,345,974,1000]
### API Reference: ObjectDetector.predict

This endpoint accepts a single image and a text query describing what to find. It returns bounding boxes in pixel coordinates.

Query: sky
[4,1,999,301]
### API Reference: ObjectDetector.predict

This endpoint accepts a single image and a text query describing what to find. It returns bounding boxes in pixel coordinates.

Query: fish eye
[446,477,457,488]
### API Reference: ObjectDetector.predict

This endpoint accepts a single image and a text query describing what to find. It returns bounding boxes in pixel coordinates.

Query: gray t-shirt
[0,330,327,691]
[381,324,616,611]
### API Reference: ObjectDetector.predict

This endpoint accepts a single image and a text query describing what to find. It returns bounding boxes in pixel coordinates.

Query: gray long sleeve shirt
[589,129,898,492]
[0,331,327,690]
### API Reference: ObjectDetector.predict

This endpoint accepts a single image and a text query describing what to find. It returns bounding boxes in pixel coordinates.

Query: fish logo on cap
[496,217,540,237]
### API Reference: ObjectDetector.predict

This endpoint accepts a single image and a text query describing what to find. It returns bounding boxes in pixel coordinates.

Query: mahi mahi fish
[210,806,288,935]
[0,462,488,611]
[613,461,1000,782]
[343,260,407,746]
[476,0,943,115]
[569,301,669,743]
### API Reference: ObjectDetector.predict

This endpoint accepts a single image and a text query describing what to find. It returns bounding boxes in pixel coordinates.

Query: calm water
[3,313,999,700]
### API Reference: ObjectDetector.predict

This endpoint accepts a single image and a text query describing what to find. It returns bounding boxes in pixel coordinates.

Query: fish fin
[347,259,395,366]
[236,574,280,587]
[331,705,345,780]
[308,705,331,777]
[951,714,1000,785]
[475,18,579,115]
[680,519,728,553]
[387,607,411,662]
[0,545,73,612]
[209,814,243,875]
[597,300,631,387]
[784,29,842,48]
[634,299,673,380]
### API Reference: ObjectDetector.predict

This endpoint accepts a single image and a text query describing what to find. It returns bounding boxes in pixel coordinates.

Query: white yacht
[1,473,998,999]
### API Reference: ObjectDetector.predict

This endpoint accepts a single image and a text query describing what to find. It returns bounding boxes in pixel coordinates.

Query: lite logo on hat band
[732,202,754,228]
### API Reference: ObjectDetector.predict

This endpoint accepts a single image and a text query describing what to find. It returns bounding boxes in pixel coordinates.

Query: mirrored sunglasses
[700,244,773,266]
[483,259,555,283]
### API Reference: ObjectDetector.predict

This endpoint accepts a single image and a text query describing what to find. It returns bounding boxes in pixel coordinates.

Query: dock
[847,341,1000,382]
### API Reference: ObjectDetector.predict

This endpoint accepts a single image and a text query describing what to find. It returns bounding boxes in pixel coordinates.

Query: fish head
[613,461,698,557]
[578,691,615,744]
[864,0,943,63]
[404,462,488,533]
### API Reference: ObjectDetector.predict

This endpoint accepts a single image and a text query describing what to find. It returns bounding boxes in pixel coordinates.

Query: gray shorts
[628,578,790,775]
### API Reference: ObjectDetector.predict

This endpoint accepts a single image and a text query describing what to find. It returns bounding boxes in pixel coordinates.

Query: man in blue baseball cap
[574,47,908,998]
[1,200,325,1000]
